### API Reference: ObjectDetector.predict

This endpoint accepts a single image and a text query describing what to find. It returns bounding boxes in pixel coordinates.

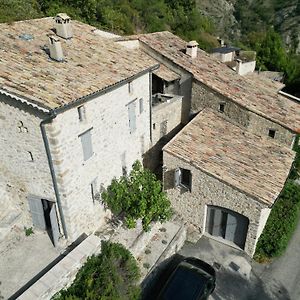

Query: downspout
[40,111,68,239]
[149,71,153,143]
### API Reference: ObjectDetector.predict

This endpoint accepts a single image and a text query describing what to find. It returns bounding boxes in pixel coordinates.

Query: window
[139,98,144,114]
[219,103,225,113]
[77,105,86,121]
[28,151,34,162]
[268,129,276,138]
[153,123,156,130]
[174,168,192,191]
[91,178,98,203]
[128,100,137,133]
[79,128,93,161]
[128,81,133,94]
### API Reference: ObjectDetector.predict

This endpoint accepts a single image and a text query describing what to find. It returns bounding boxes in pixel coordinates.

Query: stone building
[117,31,300,255]
[126,31,300,149]
[0,17,158,245]
[163,109,295,256]
[1,16,299,256]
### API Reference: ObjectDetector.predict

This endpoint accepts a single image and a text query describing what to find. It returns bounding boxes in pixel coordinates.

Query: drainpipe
[40,111,68,239]
[149,71,153,143]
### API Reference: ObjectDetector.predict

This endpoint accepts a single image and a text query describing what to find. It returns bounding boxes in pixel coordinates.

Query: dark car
[157,257,216,300]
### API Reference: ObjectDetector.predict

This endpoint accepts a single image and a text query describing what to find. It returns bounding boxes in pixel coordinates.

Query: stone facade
[163,151,270,256]
[191,81,295,148]
[0,94,54,227]
[46,72,151,241]
[152,95,183,145]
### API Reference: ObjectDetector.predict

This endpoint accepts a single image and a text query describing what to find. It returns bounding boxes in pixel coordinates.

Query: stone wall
[140,43,193,124]
[0,94,55,228]
[47,72,151,241]
[163,151,269,256]
[152,96,182,145]
[191,81,295,147]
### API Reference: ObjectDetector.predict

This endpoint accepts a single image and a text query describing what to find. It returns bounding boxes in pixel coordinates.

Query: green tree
[102,161,172,231]
[0,0,42,23]
[54,241,140,300]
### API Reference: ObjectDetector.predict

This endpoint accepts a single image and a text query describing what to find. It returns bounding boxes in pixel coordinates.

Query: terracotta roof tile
[136,31,300,132]
[0,18,157,110]
[163,109,295,205]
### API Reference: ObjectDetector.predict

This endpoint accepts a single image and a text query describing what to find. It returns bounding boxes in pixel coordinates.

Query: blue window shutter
[128,101,136,133]
[80,129,93,161]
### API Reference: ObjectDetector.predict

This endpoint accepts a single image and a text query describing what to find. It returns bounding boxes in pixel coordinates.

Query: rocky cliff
[196,0,300,52]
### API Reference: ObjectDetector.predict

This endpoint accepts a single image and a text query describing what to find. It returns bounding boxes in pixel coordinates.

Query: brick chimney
[55,13,73,39]
[186,41,199,59]
[48,35,64,61]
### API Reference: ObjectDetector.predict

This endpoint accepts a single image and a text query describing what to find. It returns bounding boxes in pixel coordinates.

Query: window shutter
[80,129,93,161]
[128,101,136,133]
[139,98,144,114]
[174,168,181,187]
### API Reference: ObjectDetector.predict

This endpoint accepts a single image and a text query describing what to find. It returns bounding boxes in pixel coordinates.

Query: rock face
[275,3,300,53]
[196,0,240,41]
[196,0,300,52]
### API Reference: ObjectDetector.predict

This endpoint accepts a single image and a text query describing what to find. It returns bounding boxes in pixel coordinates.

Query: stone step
[136,222,186,280]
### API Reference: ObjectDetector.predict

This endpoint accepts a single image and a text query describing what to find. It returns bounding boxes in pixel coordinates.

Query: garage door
[206,206,249,249]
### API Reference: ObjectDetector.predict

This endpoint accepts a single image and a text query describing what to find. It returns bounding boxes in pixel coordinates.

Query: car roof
[158,263,211,300]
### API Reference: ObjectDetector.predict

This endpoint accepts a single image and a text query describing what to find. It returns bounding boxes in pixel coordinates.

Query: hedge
[53,241,141,300]
[254,180,300,261]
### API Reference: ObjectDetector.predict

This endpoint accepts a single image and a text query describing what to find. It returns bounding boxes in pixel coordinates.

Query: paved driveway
[253,219,300,300]
[179,237,277,300]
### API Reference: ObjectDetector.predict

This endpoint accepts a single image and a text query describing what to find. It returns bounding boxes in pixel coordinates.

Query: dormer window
[219,103,225,113]
[268,129,276,139]
[77,105,86,121]
[128,81,133,94]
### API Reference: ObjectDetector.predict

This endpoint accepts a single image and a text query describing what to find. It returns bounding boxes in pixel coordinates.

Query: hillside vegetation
[0,0,218,50]
[0,0,299,92]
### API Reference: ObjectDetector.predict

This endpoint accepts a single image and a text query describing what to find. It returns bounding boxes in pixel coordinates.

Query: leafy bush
[254,180,300,261]
[53,241,140,300]
[102,161,172,231]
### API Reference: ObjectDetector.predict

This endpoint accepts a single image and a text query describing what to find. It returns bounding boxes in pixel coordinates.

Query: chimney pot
[48,35,64,61]
[55,13,73,39]
[186,40,199,59]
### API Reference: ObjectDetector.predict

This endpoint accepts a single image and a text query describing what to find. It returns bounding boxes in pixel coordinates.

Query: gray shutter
[27,196,46,230]
[174,168,181,187]
[211,209,223,237]
[233,214,249,249]
[189,171,192,192]
[225,213,238,242]
[139,98,144,114]
[50,203,60,247]
[80,129,93,161]
[128,101,136,133]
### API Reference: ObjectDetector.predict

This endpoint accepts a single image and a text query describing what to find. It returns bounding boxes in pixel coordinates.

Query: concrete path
[0,229,60,299]
[253,220,300,300]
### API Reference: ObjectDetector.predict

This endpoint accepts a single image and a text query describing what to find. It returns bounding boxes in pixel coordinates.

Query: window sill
[176,184,191,193]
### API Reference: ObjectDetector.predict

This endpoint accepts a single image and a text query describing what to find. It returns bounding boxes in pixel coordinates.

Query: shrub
[53,241,141,300]
[254,180,300,261]
[101,161,172,231]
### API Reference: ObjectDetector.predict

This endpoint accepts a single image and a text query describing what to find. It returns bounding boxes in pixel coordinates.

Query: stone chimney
[55,13,73,39]
[186,41,199,59]
[48,35,64,61]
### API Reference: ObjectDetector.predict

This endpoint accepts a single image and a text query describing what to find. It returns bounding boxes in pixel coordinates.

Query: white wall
[47,72,151,240]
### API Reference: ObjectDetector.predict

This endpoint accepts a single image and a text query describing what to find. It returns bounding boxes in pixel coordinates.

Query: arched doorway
[205,206,249,249]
